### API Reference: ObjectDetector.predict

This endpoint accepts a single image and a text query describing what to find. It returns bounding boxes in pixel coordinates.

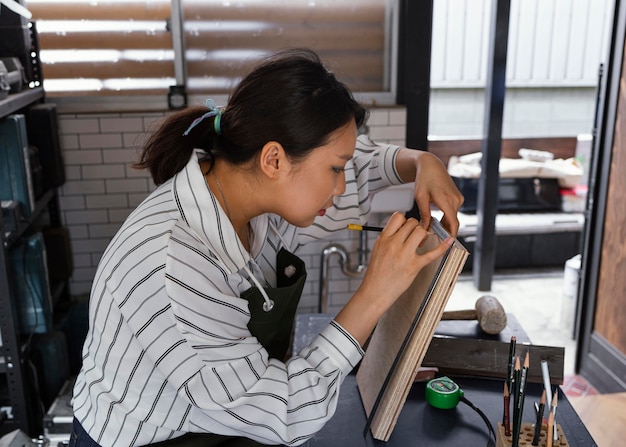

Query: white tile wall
[56,107,403,314]
[55,89,597,311]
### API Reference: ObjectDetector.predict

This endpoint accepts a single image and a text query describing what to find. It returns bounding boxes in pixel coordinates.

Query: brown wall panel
[30,2,170,21]
[593,44,626,355]
[42,61,174,79]
[38,32,172,51]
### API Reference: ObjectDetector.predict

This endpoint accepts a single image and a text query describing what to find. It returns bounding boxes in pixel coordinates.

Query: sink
[370,183,415,214]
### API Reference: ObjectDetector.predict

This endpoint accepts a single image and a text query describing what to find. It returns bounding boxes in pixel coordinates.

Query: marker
[347,223,384,232]
[531,390,546,446]
[507,336,517,394]
[347,223,435,234]
[515,352,530,447]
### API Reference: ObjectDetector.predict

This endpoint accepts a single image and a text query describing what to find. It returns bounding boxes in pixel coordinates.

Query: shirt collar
[173,149,267,274]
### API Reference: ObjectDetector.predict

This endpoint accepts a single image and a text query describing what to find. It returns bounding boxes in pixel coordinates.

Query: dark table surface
[296,313,596,447]
[302,373,595,446]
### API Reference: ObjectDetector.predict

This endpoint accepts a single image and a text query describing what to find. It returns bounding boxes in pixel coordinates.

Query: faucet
[318,230,369,313]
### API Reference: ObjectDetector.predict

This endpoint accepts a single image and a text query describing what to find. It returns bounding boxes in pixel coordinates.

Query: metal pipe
[170,0,187,85]
[318,243,367,314]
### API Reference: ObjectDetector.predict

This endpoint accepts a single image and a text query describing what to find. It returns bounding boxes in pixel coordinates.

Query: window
[29,0,393,105]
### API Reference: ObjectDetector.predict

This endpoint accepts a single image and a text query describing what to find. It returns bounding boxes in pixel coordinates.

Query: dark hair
[135,48,368,185]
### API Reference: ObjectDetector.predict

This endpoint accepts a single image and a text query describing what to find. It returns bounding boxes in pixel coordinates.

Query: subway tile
[70,265,98,283]
[82,164,126,179]
[63,166,81,181]
[105,178,149,194]
[86,193,129,209]
[64,209,109,225]
[58,117,100,134]
[89,223,123,239]
[369,125,406,141]
[108,208,133,223]
[79,133,123,149]
[61,179,106,195]
[60,134,79,150]
[66,224,89,239]
[123,132,150,149]
[63,149,103,165]
[99,117,143,133]
[389,109,407,125]
[367,110,389,126]
[103,148,141,164]
[71,237,112,254]
[58,195,86,211]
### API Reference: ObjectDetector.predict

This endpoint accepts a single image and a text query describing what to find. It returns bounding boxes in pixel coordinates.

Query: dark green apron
[152,248,307,446]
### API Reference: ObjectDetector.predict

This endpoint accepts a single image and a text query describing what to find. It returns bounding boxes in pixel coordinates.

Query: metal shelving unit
[0,86,50,435]
[0,15,67,434]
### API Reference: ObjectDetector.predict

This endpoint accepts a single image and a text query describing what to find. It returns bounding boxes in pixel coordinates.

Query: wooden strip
[38,32,172,51]
[185,28,384,51]
[30,1,382,22]
[41,61,174,79]
[422,336,565,384]
[38,26,383,53]
[30,2,171,21]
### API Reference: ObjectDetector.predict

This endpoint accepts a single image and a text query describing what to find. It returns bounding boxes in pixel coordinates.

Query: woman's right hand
[334,212,453,346]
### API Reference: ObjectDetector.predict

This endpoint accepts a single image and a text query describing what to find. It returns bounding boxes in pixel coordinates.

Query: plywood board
[356,219,469,441]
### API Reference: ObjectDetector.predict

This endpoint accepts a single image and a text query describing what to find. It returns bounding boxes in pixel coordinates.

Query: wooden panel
[42,61,174,79]
[569,393,626,447]
[184,27,384,52]
[32,0,385,96]
[423,336,565,384]
[356,221,469,441]
[29,1,171,20]
[184,1,383,23]
[593,43,626,355]
[38,31,172,50]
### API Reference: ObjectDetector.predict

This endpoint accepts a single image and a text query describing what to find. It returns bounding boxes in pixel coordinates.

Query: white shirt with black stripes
[72,135,403,446]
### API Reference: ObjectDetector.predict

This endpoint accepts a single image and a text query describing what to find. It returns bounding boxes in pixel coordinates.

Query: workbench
[296,314,596,447]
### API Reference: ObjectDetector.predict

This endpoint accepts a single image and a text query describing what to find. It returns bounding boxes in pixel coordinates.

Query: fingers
[418,196,461,237]
[419,237,455,266]
[440,213,460,238]
[415,197,432,232]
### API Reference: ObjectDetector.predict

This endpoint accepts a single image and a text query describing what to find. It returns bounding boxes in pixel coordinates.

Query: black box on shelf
[453,176,562,213]
[0,114,35,217]
[27,103,66,189]
[7,232,53,334]
[43,226,74,282]
[0,0,34,86]
[1,199,21,233]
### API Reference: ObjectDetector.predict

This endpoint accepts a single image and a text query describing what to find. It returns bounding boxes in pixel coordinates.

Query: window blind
[28,0,387,98]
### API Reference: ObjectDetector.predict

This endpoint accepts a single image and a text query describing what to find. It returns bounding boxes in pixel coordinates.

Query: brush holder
[496,422,569,447]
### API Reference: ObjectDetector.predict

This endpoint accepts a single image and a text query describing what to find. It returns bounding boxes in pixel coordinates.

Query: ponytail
[133,106,218,185]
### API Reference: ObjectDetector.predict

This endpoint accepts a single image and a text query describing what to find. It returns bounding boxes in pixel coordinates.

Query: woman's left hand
[395,149,464,236]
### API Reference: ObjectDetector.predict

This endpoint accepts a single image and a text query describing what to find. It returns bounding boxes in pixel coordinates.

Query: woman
[70,49,463,446]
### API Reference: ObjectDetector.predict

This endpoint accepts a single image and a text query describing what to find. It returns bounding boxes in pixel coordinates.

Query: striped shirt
[72,135,403,446]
